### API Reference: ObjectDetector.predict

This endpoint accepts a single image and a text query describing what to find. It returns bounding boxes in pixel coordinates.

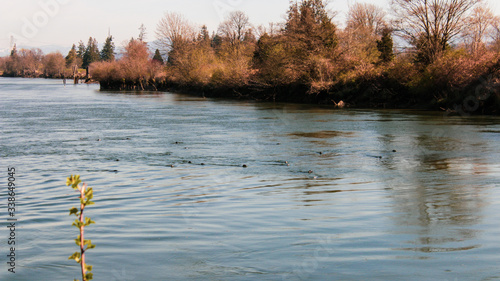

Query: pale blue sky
[1,0,500,55]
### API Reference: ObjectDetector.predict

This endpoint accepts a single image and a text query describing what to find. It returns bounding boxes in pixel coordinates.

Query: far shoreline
[1,75,497,116]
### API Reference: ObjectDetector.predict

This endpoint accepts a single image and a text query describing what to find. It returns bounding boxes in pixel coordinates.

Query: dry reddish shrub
[91,39,164,89]
[167,43,218,87]
[427,50,498,90]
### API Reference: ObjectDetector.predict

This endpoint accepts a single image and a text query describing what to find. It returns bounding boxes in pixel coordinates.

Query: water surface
[1,77,499,280]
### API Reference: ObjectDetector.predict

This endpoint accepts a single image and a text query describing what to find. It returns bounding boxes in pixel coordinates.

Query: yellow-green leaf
[67,175,81,189]
[68,252,81,263]
[73,219,84,228]
[84,217,95,226]
[85,264,93,272]
[69,207,79,216]
[85,272,93,280]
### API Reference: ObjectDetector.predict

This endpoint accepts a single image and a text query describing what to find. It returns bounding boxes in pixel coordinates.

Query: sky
[1,0,500,56]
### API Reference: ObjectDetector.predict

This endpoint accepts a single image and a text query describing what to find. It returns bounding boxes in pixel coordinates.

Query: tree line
[0,35,125,79]
[2,0,500,113]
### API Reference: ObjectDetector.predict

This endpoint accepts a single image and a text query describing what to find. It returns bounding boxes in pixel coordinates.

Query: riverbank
[90,36,500,116]
[96,74,500,115]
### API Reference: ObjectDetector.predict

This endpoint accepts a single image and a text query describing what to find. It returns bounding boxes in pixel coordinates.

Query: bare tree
[19,48,43,76]
[462,4,496,54]
[255,22,282,38]
[156,12,195,53]
[138,24,147,42]
[490,16,500,51]
[218,11,251,46]
[342,3,387,64]
[392,0,481,63]
[346,2,387,36]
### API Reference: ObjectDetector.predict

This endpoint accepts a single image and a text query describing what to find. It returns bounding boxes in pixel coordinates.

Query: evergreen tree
[152,49,164,64]
[82,37,100,69]
[243,29,256,43]
[277,0,339,83]
[211,33,222,49]
[138,24,147,42]
[66,44,78,67]
[10,44,17,57]
[376,28,394,63]
[77,41,86,60]
[100,36,115,62]
[285,0,337,52]
[198,25,210,43]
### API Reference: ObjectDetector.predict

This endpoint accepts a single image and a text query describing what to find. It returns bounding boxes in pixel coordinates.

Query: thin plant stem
[80,183,87,281]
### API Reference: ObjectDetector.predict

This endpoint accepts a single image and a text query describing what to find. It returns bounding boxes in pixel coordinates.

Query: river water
[1,77,499,280]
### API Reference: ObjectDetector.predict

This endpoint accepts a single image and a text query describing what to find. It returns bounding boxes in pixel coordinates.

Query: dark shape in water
[290,130,355,139]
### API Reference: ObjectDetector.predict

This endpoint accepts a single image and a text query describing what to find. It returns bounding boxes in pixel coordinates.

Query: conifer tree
[376,28,394,63]
[198,25,210,43]
[100,36,115,62]
[10,44,17,57]
[77,41,86,61]
[152,49,164,64]
[82,37,100,69]
[66,44,78,67]
[285,0,337,53]
[211,33,222,49]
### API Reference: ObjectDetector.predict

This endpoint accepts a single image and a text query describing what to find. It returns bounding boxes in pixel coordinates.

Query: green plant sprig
[67,175,95,281]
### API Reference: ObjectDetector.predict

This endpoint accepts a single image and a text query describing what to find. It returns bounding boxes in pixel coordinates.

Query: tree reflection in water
[375,113,493,254]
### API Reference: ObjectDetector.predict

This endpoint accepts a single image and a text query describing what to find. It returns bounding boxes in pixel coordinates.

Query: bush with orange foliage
[166,42,218,87]
[92,39,164,90]
[42,52,66,78]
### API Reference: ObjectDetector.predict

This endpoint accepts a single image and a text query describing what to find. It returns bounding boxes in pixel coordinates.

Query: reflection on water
[374,114,494,259]
[0,78,500,281]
